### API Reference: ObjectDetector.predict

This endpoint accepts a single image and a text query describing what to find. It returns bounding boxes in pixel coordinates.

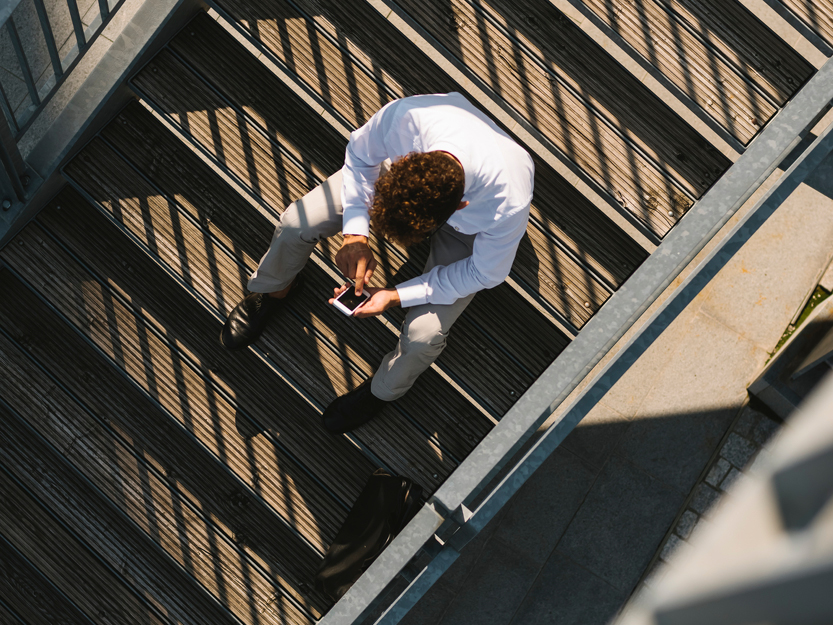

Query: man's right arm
[335,234,377,295]
[339,99,405,294]
[341,99,404,239]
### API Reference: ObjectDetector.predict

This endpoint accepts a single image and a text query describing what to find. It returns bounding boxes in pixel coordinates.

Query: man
[221,92,533,433]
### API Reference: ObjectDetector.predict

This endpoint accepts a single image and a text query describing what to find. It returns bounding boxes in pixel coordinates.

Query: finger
[355,258,367,295]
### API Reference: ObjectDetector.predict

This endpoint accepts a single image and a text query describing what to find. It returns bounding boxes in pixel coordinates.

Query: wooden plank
[0,330,317,624]
[0,235,339,615]
[60,149,469,481]
[127,56,568,413]
[104,102,565,419]
[175,10,639,303]
[661,0,817,100]
[0,600,26,625]
[778,0,833,47]
[0,402,240,625]
[0,532,94,625]
[578,0,778,143]
[393,0,728,230]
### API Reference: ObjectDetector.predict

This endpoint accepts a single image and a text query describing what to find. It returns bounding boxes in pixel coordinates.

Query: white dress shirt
[341,92,534,308]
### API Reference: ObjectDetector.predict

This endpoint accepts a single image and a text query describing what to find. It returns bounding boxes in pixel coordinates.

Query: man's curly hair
[371,151,465,247]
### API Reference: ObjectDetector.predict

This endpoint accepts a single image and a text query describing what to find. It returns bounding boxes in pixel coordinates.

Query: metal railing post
[0,109,27,206]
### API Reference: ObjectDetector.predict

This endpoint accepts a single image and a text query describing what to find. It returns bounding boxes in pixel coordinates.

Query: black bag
[315,470,423,601]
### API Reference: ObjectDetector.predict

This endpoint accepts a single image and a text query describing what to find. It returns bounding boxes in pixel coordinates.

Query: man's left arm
[351,211,527,317]
[397,207,530,310]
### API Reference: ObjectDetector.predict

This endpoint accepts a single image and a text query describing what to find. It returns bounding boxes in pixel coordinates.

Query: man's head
[371,151,465,246]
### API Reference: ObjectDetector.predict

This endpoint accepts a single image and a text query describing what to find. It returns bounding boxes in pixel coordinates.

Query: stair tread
[659,0,817,98]
[174,10,638,316]
[1,221,339,615]
[578,0,803,144]
[0,292,323,621]
[0,393,197,625]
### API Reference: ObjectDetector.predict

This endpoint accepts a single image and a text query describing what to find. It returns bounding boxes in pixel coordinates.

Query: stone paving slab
[508,552,627,625]
[614,313,767,493]
[697,156,833,352]
[560,402,632,471]
[556,455,686,592]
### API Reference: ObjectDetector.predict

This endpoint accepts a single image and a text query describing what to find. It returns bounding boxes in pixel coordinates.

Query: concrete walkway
[401,141,833,625]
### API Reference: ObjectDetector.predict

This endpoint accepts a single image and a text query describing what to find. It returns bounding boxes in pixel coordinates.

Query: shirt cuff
[342,208,371,238]
[395,278,429,308]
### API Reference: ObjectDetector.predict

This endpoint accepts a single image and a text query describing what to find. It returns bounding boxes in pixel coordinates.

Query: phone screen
[337,289,370,312]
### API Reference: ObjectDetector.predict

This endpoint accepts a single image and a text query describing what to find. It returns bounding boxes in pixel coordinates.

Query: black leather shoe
[322,378,388,433]
[220,276,302,350]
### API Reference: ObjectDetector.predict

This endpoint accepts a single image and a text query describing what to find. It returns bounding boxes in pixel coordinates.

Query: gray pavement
[402,138,833,625]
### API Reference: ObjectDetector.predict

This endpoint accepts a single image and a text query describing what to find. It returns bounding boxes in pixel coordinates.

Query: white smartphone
[333,285,370,316]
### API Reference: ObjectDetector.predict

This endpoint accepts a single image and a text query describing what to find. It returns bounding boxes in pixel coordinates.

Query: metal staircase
[0,0,829,623]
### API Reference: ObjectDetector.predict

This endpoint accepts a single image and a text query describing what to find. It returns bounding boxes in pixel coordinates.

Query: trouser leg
[372,225,477,401]
[247,170,344,293]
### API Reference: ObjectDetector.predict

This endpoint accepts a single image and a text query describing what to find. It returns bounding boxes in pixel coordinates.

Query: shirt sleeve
[341,99,409,237]
[395,202,531,307]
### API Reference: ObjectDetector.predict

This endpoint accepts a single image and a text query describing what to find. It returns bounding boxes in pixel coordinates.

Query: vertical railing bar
[0,82,19,135]
[32,0,63,80]
[0,102,27,202]
[97,0,109,20]
[65,0,86,48]
[6,18,40,107]
[0,147,26,201]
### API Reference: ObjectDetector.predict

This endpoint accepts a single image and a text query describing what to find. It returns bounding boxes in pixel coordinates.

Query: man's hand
[335,234,377,295]
[329,286,400,318]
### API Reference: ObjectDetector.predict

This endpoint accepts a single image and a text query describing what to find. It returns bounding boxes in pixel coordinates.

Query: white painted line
[364,0,659,253]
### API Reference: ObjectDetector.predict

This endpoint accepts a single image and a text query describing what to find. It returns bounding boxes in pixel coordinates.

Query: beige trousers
[247,171,476,401]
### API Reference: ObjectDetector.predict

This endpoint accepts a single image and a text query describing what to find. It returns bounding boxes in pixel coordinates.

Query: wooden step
[577,0,784,144]
[774,0,833,47]
[0,242,336,615]
[657,0,817,96]
[0,321,318,623]
[105,100,564,415]
[61,142,477,481]
[0,401,178,624]
[0,528,97,625]
[125,30,570,404]
[167,11,642,321]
